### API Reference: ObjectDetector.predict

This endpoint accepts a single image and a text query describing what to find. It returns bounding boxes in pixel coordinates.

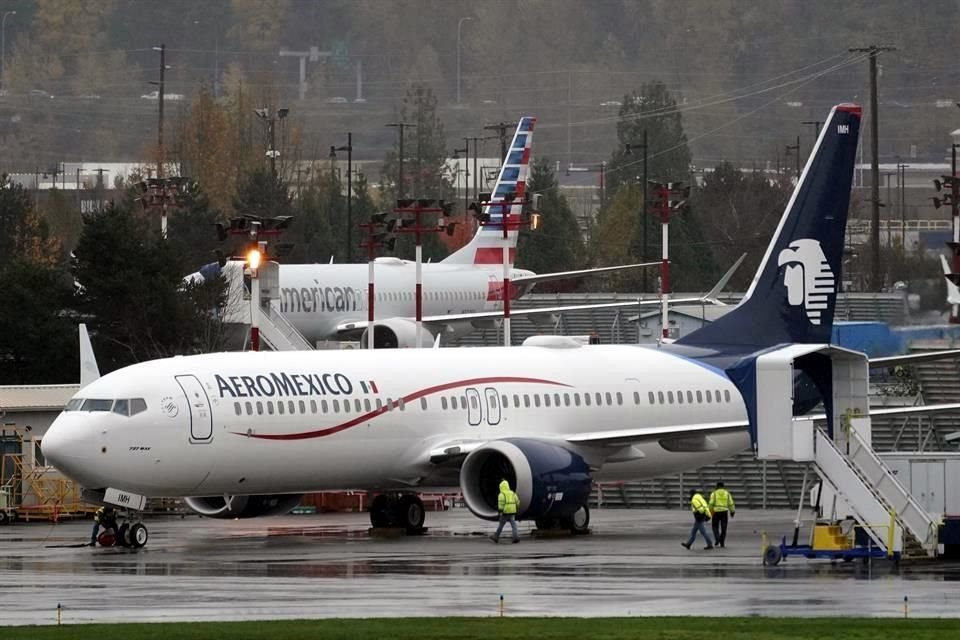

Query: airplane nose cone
[41,416,100,486]
[40,421,67,470]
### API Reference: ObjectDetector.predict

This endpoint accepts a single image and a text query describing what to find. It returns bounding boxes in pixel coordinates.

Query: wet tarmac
[1,508,959,625]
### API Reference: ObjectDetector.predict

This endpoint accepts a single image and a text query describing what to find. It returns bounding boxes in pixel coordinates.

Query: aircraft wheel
[763,544,782,566]
[0,511,8,525]
[398,494,425,533]
[129,522,149,548]
[369,494,392,528]
[117,522,131,547]
[568,505,590,534]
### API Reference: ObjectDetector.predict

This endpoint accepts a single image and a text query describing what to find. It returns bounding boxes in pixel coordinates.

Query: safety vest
[498,481,520,515]
[94,507,114,523]
[709,488,735,512]
[690,493,710,516]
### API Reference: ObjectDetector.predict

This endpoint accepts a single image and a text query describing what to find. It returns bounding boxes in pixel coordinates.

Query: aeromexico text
[214,372,358,398]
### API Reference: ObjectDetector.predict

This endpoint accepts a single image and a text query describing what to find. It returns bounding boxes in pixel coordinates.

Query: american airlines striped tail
[442,117,536,266]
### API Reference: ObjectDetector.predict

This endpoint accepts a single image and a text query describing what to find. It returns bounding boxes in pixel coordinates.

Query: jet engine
[360,318,434,348]
[459,438,592,521]
[184,494,303,519]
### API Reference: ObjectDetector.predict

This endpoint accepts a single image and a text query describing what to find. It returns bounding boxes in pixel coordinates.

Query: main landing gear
[535,505,591,535]
[369,493,426,534]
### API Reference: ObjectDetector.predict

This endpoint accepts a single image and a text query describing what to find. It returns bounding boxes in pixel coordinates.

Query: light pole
[1,11,15,91]
[456,16,473,105]
[330,132,353,262]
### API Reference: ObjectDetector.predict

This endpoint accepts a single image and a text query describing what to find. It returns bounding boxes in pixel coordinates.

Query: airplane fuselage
[44,344,749,498]
[275,260,533,342]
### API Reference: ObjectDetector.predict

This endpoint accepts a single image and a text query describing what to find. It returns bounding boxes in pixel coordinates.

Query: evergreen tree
[516,158,584,284]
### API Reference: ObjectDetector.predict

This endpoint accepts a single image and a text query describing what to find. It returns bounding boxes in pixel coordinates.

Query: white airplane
[47,103,956,548]
[186,117,664,348]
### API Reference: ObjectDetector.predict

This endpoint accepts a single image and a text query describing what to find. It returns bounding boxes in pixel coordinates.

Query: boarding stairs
[754,345,938,557]
[220,259,314,351]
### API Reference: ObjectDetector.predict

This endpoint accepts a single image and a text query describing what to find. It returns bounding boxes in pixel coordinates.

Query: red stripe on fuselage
[231,376,570,441]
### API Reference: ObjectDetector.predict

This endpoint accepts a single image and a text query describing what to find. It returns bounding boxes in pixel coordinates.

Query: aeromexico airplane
[186,117,665,348]
[43,104,957,549]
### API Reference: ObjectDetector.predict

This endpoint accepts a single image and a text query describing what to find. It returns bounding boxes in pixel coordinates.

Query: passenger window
[584,394,591,407]
[311,400,318,413]
[256,401,263,416]
[658,391,665,404]
[321,400,328,413]
[686,390,693,404]
[616,392,623,405]
[289,401,296,414]
[564,393,571,407]
[233,402,241,416]
[705,390,712,403]
[501,394,509,408]
[724,390,732,403]
[554,393,561,407]
[667,391,674,404]
[461,395,467,408]
[299,400,306,414]
[245,401,253,415]
[343,400,351,413]
[544,395,551,407]
[267,402,275,415]
[441,397,448,410]
[716,389,722,402]
[470,395,478,410]
[595,392,603,406]
[574,393,581,406]
[451,396,458,410]
[376,398,384,410]
[277,401,285,415]
[513,394,520,407]
[533,395,541,408]
[523,395,531,408]
[399,398,406,411]
[420,398,427,410]
[355,399,362,412]
[677,390,684,404]
[633,392,640,405]
[332,399,340,413]
[606,392,613,405]
[113,399,130,416]
[696,390,703,403]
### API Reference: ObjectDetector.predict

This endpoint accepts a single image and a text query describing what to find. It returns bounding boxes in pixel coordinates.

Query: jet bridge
[220,260,314,351]
[749,344,938,556]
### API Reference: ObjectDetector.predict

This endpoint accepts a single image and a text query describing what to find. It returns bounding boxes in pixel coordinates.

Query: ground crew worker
[681,488,714,550]
[491,479,520,544]
[709,481,735,547]
[90,505,117,546]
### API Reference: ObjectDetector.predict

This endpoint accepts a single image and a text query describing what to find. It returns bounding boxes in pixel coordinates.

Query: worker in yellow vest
[681,488,714,550]
[491,479,521,544]
[709,481,736,548]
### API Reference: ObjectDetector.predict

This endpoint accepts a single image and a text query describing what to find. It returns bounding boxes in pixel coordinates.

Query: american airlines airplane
[186,117,664,348]
[46,103,929,549]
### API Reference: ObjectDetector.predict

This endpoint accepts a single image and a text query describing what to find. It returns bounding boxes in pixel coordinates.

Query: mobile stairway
[220,259,314,351]
[751,345,939,557]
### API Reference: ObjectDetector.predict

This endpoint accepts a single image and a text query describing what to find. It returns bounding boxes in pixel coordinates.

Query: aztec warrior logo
[777,239,835,326]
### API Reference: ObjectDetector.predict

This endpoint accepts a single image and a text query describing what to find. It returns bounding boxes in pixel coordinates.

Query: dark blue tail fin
[677,104,862,349]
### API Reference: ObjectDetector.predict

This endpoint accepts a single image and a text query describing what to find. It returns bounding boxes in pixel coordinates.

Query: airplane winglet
[941,254,960,306]
[701,252,747,305]
[79,324,100,389]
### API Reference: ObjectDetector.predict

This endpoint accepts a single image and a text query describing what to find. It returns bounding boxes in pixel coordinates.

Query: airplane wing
[870,350,960,367]
[511,262,661,287]
[334,297,707,334]
[565,420,749,447]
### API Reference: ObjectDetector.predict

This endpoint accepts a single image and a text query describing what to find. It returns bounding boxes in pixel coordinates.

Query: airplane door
[465,388,483,426]
[484,388,501,425]
[175,375,213,442]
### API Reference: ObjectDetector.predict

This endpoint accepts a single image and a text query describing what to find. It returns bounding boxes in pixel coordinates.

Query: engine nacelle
[184,494,303,519]
[360,318,434,348]
[459,438,592,521]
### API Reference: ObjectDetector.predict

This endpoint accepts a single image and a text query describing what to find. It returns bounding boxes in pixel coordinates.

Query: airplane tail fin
[79,324,100,389]
[677,104,862,349]
[442,117,536,266]
[941,254,960,306]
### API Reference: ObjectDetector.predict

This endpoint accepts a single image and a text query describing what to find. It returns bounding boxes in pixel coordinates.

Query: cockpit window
[112,399,130,416]
[65,398,84,411]
[130,398,148,416]
[81,399,113,412]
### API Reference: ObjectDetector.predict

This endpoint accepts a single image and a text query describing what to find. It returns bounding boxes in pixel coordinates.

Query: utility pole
[785,136,801,179]
[331,133,353,261]
[898,162,909,260]
[484,121,517,166]
[802,120,823,140]
[626,130,648,291]
[454,144,468,216]
[151,44,166,180]
[463,135,486,201]
[850,45,896,290]
[386,122,416,199]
